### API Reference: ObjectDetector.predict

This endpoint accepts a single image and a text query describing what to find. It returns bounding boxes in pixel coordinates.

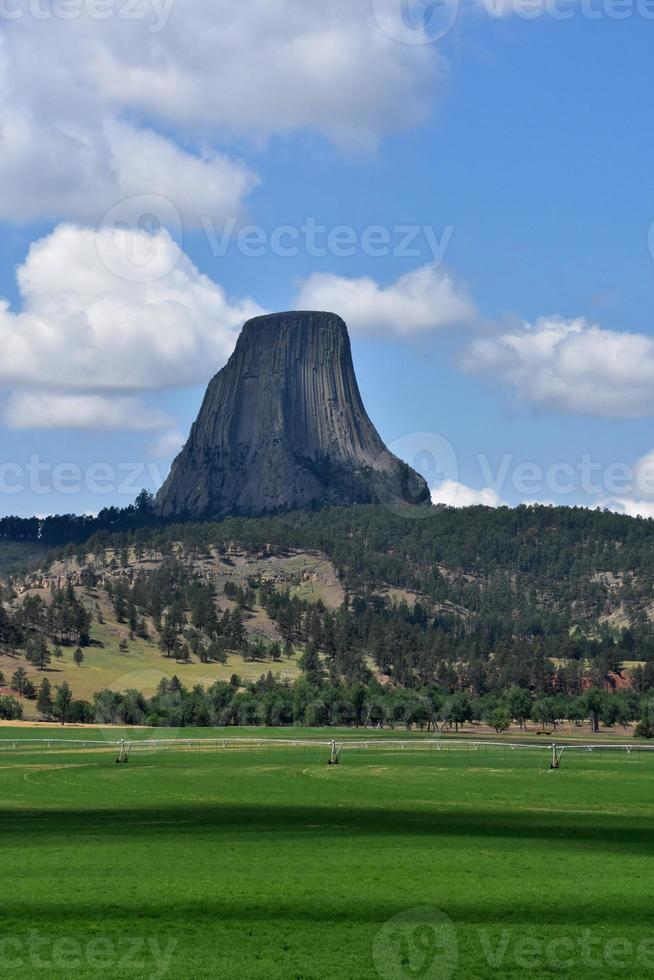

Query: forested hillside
[76,503,654,668]
[2,503,654,729]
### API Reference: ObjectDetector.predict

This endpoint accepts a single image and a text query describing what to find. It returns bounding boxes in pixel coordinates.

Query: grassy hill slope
[3,503,654,721]
[1,545,344,718]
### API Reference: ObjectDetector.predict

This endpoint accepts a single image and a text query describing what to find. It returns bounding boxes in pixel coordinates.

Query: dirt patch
[0,720,149,729]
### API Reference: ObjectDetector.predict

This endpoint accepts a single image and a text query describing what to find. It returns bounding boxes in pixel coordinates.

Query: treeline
[0,490,159,548]
[22,673,654,738]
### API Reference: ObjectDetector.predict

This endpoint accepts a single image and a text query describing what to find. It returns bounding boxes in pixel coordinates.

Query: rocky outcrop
[156,311,430,518]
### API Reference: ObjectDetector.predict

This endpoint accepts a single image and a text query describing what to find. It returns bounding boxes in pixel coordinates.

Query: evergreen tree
[299,641,324,685]
[53,682,73,725]
[30,635,51,671]
[36,677,53,718]
[10,667,28,696]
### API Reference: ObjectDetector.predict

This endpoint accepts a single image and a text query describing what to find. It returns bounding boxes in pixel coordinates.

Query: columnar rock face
[156,311,430,518]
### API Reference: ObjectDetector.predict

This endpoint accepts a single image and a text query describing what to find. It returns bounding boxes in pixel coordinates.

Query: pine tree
[53,682,73,725]
[229,609,246,650]
[270,642,282,662]
[30,635,51,671]
[37,678,53,718]
[299,641,324,685]
[10,667,28,696]
[22,679,36,700]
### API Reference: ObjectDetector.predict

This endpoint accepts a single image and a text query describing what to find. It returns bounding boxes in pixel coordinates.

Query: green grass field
[1,736,653,979]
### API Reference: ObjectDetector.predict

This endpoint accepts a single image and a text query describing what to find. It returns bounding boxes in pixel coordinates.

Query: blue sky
[0,3,652,516]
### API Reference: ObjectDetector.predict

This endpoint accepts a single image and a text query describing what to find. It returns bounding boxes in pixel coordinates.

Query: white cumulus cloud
[0,2,441,225]
[431,480,503,508]
[0,110,257,228]
[0,223,265,391]
[5,393,172,431]
[295,265,475,336]
[603,498,654,520]
[601,447,654,518]
[463,317,654,418]
[80,1,440,148]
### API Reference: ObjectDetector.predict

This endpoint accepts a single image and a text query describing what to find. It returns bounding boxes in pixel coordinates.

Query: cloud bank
[431,480,503,508]
[0,224,264,392]
[464,317,654,418]
[0,2,441,225]
[5,393,171,432]
[0,224,264,436]
[296,265,475,336]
